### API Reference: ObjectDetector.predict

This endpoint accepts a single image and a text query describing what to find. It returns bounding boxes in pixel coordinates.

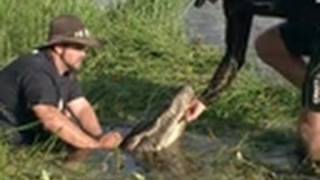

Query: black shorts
[279,21,318,56]
[279,21,320,111]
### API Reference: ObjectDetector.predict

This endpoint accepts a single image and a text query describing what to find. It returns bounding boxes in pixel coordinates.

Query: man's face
[60,43,88,71]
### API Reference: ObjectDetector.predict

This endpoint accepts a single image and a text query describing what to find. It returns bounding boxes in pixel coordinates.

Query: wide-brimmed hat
[37,15,102,49]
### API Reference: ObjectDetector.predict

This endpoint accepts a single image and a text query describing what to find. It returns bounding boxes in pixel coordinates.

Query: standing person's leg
[298,109,320,161]
[255,21,320,161]
[298,36,320,162]
[255,25,306,88]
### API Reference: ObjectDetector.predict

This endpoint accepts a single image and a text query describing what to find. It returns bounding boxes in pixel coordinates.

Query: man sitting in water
[0,14,205,150]
[0,15,123,149]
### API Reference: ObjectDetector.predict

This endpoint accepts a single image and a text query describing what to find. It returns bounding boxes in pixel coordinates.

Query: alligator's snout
[120,85,195,152]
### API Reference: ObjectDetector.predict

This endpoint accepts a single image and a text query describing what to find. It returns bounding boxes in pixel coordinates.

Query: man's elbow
[32,104,64,132]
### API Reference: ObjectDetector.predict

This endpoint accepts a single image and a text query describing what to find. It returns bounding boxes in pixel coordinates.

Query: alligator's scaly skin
[120,85,195,152]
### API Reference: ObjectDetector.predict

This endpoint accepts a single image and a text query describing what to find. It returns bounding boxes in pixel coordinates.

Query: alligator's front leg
[200,0,254,105]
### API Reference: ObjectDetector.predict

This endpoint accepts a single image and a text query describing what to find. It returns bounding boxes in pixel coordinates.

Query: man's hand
[99,131,123,150]
[185,98,206,123]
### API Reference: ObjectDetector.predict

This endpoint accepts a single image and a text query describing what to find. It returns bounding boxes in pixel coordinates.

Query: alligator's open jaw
[120,85,195,152]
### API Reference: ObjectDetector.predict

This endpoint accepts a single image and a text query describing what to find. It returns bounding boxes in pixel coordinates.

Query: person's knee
[254,33,264,55]
[254,28,282,64]
[255,31,269,59]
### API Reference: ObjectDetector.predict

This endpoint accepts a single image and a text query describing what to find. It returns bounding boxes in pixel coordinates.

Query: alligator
[65,85,205,177]
[120,85,195,152]
[64,84,309,178]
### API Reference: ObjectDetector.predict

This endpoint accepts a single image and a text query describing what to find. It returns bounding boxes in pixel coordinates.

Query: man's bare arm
[33,104,100,149]
[67,97,123,149]
[66,97,103,138]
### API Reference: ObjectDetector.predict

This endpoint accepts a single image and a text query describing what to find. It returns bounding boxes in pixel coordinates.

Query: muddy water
[65,132,224,179]
[65,131,317,179]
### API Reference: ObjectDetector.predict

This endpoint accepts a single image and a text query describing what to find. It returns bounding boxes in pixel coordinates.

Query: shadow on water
[241,128,320,179]
[64,132,224,180]
[63,131,320,180]
[247,129,299,169]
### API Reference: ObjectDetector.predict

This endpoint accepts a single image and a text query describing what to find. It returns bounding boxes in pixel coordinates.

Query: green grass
[0,0,304,179]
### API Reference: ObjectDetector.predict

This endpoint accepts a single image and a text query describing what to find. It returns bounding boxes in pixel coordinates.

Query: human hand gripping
[98,131,123,150]
[185,98,207,123]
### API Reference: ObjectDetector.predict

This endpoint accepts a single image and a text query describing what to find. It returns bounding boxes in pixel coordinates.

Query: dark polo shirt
[0,50,83,144]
